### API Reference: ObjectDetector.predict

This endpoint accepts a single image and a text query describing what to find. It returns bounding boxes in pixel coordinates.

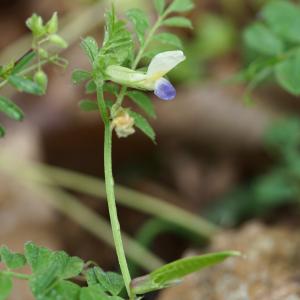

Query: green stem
[2,271,30,280]
[103,124,132,296]
[97,86,132,296]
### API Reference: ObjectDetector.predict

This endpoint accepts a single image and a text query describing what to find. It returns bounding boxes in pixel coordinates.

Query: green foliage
[0,12,68,137]
[163,17,193,29]
[131,251,240,294]
[87,267,124,296]
[244,23,283,56]
[127,91,156,118]
[0,246,26,269]
[129,111,156,141]
[72,69,91,85]
[240,0,300,98]
[154,0,165,15]
[8,75,44,95]
[167,0,195,13]
[126,9,149,45]
[0,242,129,300]
[261,0,300,43]
[78,100,98,112]
[0,96,24,121]
[154,32,183,49]
[81,37,99,65]
[275,54,300,95]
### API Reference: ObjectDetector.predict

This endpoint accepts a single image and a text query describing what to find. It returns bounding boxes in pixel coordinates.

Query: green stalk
[97,86,132,296]
[104,124,132,295]
[2,271,30,280]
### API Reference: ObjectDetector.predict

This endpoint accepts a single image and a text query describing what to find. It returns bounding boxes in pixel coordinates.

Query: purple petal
[154,78,176,101]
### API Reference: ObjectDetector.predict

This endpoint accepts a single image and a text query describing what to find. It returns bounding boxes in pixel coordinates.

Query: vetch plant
[73,0,240,299]
[0,1,240,299]
[0,12,68,136]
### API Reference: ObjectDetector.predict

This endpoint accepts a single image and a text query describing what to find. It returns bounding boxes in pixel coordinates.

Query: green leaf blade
[154,0,165,15]
[131,251,240,294]
[72,69,91,85]
[243,23,284,56]
[129,111,156,142]
[127,91,156,118]
[0,246,26,269]
[126,9,149,45]
[8,75,43,95]
[0,96,24,121]
[262,0,300,43]
[154,32,183,49]
[81,37,99,64]
[168,0,194,13]
[12,51,36,75]
[79,100,98,112]
[275,54,300,95]
[163,17,193,29]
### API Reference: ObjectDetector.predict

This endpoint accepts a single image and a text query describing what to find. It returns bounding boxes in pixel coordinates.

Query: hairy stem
[2,271,30,280]
[97,87,132,296]
[104,124,132,296]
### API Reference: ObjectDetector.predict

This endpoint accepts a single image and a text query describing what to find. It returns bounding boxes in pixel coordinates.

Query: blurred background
[1,0,300,299]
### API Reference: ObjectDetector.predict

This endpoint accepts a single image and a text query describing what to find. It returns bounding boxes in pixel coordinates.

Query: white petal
[146,50,186,79]
[105,65,147,86]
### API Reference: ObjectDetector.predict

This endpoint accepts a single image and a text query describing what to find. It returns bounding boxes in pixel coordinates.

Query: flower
[105,50,186,100]
[111,109,135,138]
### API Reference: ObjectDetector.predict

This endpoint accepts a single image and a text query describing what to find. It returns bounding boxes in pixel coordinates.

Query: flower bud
[49,34,68,49]
[34,70,48,92]
[26,14,45,37]
[46,12,58,34]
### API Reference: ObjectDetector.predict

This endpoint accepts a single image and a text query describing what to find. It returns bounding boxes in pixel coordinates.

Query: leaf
[81,37,99,64]
[129,111,156,141]
[261,0,300,43]
[154,33,183,49]
[163,17,193,29]
[8,75,43,95]
[80,285,111,300]
[275,54,300,95]
[25,242,84,297]
[24,242,52,273]
[243,23,283,56]
[0,246,26,269]
[87,267,124,296]
[44,280,81,300]
[103,82,119,96]
[0,273,12,300]
[72,69,91,85]
[131,251,240,294]
[79,100,98,112]
[85,80,97,94]
[25,242,83,278]
[154,0,165,15]
[0,96,24,121]
[102,9,133,66]
[127,91,156,118]
[167,0,194,13]
[12,51,36,75]
[126,9,149,45]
